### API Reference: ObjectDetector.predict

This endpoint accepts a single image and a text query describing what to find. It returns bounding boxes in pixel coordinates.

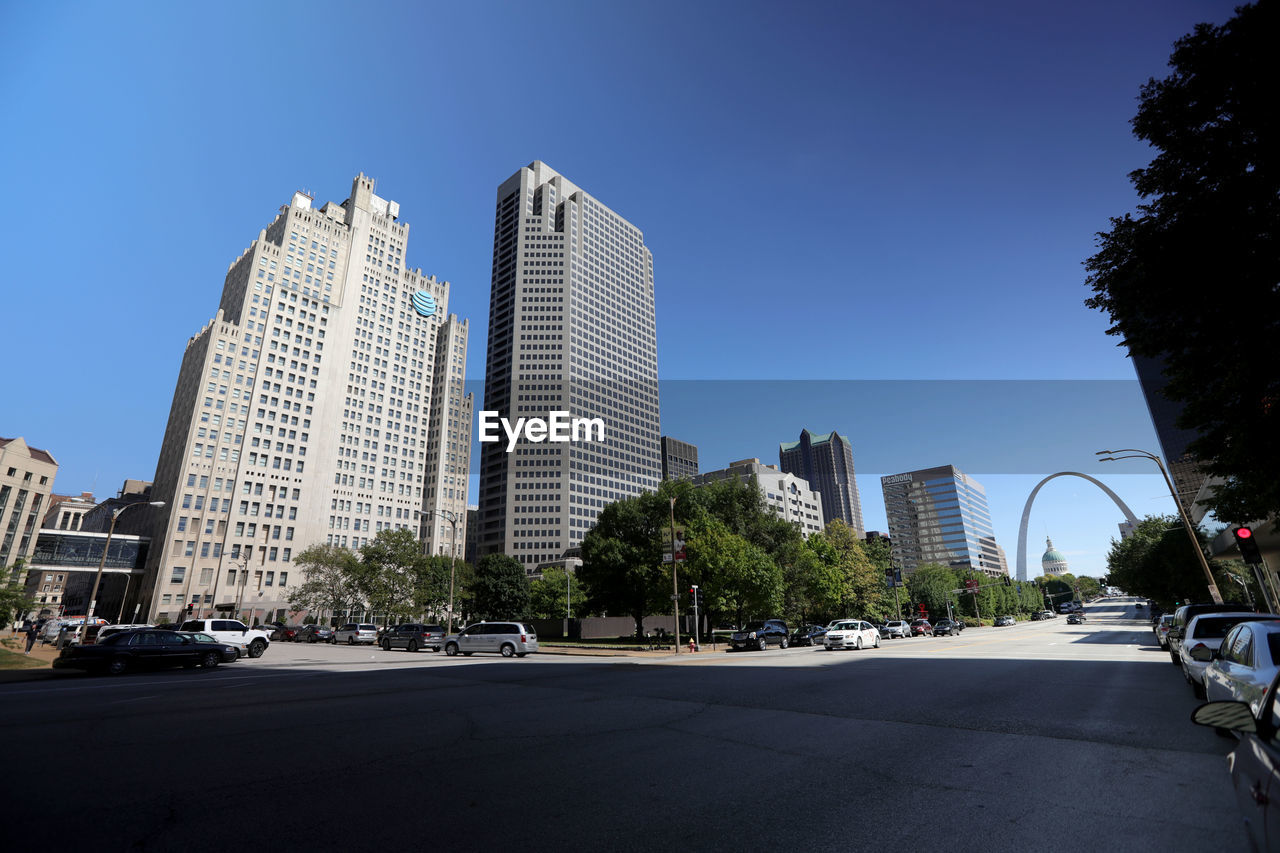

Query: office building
[477,161,660,569]
[0,437,58,580]
[420,316,473,558]
[661,436,699,481]
[694,458,824,538]
[141,175,471,623]
[779,429,864,537]
[880,465,1008,577]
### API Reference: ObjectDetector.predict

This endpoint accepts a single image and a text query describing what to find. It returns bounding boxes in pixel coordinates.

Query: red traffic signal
[1234,526,1263,565]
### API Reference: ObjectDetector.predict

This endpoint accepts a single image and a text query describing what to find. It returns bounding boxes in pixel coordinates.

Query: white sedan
[1201,619,1280,712]
[824,620,880,651]
[1181,612,1280,697]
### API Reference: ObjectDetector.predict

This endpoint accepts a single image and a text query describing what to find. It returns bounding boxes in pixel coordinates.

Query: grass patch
[0,645,48,671]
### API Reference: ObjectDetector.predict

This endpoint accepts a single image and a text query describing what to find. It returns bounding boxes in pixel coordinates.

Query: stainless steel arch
[1016,472,1139,580]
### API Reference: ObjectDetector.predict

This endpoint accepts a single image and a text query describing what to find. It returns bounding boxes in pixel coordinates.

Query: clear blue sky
[0,0,1240,578]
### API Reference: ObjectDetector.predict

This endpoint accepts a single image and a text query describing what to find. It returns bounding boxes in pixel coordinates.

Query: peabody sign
[881,473,914,485]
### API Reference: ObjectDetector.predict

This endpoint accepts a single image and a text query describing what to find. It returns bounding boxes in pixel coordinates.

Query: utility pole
[669,497,680,654]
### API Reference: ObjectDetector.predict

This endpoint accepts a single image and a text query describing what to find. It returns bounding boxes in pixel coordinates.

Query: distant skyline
[0,0,1240,579]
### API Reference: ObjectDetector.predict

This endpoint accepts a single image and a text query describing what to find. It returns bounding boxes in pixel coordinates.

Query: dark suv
[381,624,446,653]
[731,619,790,651]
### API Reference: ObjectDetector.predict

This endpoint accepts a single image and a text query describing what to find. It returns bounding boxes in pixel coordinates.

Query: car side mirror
[1189,645,1216,662]
[1191,701,1256,734]
[1168,627,1182,639]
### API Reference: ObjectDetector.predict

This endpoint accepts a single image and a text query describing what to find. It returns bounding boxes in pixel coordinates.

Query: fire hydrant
[688,637,698,653]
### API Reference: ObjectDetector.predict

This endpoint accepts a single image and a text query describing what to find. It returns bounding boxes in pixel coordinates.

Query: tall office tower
[477,162,660,569]
[420,316,474,557]
[141,175,471,624]
[0,437,58,580]
[660,436,699,481]
[779,429,864,536]
[880,465,1007,578]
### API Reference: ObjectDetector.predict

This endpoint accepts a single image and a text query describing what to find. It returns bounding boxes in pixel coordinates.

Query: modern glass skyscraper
[880,464,1008,577]
[141,175,472,623]
[779,429,864,536]
[477,162,660,569]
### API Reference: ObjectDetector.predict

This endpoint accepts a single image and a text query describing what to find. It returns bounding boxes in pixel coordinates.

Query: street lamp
[86,500,164,629]
[1096,449,1223,604]
[431,509,461,634]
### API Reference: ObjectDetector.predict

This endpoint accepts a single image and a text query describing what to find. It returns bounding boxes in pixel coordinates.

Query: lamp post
[431,509,461,633]
[87,501,164,630]
[1096,449,1223,604]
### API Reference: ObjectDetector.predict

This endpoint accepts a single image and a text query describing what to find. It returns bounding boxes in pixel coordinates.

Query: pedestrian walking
[24,621,39,654]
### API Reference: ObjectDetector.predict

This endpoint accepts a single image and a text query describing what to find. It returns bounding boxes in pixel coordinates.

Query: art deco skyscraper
[477,162,660,569]
[141,175,471,623]
[779,429,864,537]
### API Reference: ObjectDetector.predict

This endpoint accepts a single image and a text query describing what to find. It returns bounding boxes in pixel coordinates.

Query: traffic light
[186,603,194,615]
[1234,526,1264,565]
[688,588,700,609]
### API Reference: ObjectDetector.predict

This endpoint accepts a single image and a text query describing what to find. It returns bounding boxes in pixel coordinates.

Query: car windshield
[1191,616,1256,639]
[742,622,765,631]
[833,622,858,630]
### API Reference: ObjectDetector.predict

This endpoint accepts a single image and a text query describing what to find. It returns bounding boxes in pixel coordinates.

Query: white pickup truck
[178,618,271,658]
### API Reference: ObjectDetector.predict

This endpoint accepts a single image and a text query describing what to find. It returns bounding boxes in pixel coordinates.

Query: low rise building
[694,458,824,538]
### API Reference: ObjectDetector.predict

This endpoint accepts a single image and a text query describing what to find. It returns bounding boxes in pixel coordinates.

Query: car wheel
[500,643,515,658]
[106,657,129,676]
[201,651,220,669]
[1194,678,1207,700]
[248,639,266,659]
[433,646,441,653]
[462,651,473,656]
[855,637,863,650]
[347,636,355,646]
[874,635,880,648]
[517,652,527,658]
[757,638,767,651]
[1170,649,1181,665]
[407,640,419,653]
[382,640,392,651]
[445,643,459,656]
[779,637,789,649]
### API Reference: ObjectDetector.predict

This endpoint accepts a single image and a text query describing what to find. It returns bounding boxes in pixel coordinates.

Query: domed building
[1042,537,1070,576]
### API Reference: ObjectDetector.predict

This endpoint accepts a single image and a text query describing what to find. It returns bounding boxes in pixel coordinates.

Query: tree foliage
[1084,2,1280,524]
[1103,514,1254,607]
[355,529,427,624]
[528,566,588,620]
[288,544,363,618]
[470,553,530,621]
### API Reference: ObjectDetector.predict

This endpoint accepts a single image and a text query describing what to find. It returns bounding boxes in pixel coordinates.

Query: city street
[1,599,1243,851]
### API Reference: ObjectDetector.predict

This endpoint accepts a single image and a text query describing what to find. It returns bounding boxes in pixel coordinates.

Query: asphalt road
[1,599,1244,851]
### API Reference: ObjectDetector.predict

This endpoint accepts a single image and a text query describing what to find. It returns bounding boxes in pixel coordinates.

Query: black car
[932,619,959,636]
[730,619,790,651]
[1067,613,1086,624]
[381,623,447,652]
[790,625,828,647]
[296,625,335,643]
[51,629,237,675]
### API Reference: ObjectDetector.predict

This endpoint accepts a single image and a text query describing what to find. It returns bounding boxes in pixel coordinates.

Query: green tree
[683,517,782,629]
[288,544,363,620]
[356,529,425,624]
[805,521,891,622]
[1105,514,1250,607]
[528,566,587,620]
[470,553,530,621]
[907,563,959,621]
[1084,2,1280,525]
[413,556,454,618]
[0,579,35,627]
[578,489,670,637]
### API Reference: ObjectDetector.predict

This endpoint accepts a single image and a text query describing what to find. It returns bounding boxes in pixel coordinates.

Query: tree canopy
[470,553,530,621]
[1084,2,1280,524]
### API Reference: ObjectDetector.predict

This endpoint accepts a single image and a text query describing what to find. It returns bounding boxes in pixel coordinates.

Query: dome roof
[1041,536,1068,566]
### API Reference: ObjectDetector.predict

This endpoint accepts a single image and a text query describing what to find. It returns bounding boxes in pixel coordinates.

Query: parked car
[730,619,790,651]
[994,615,1017,627]
[51,629,238,675]
[1154,614,1175,649]
[84,623,153,645]
[932,619,960,636]
[442,622,538,657]
[268,625,301,642]
[381,624,447,653]
[1180,612,1280,697]
[1200,620,1280,715]
[334,623,379,645]
[178,619,271,658]
[823,620,880,650]
[295,625,335,644]
[880,620,911,639]
[1167,603,1251,666]
[1191,671,1280,850]
[910,619,933,637]
[176,632,242,662]
[790,625,828,647]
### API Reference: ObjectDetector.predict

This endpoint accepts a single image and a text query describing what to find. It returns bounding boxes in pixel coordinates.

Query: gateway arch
[1016,472,1139,581]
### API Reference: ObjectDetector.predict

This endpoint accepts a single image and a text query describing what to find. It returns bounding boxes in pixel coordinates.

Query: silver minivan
[334,623,378,645]
[443,622,538,658]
